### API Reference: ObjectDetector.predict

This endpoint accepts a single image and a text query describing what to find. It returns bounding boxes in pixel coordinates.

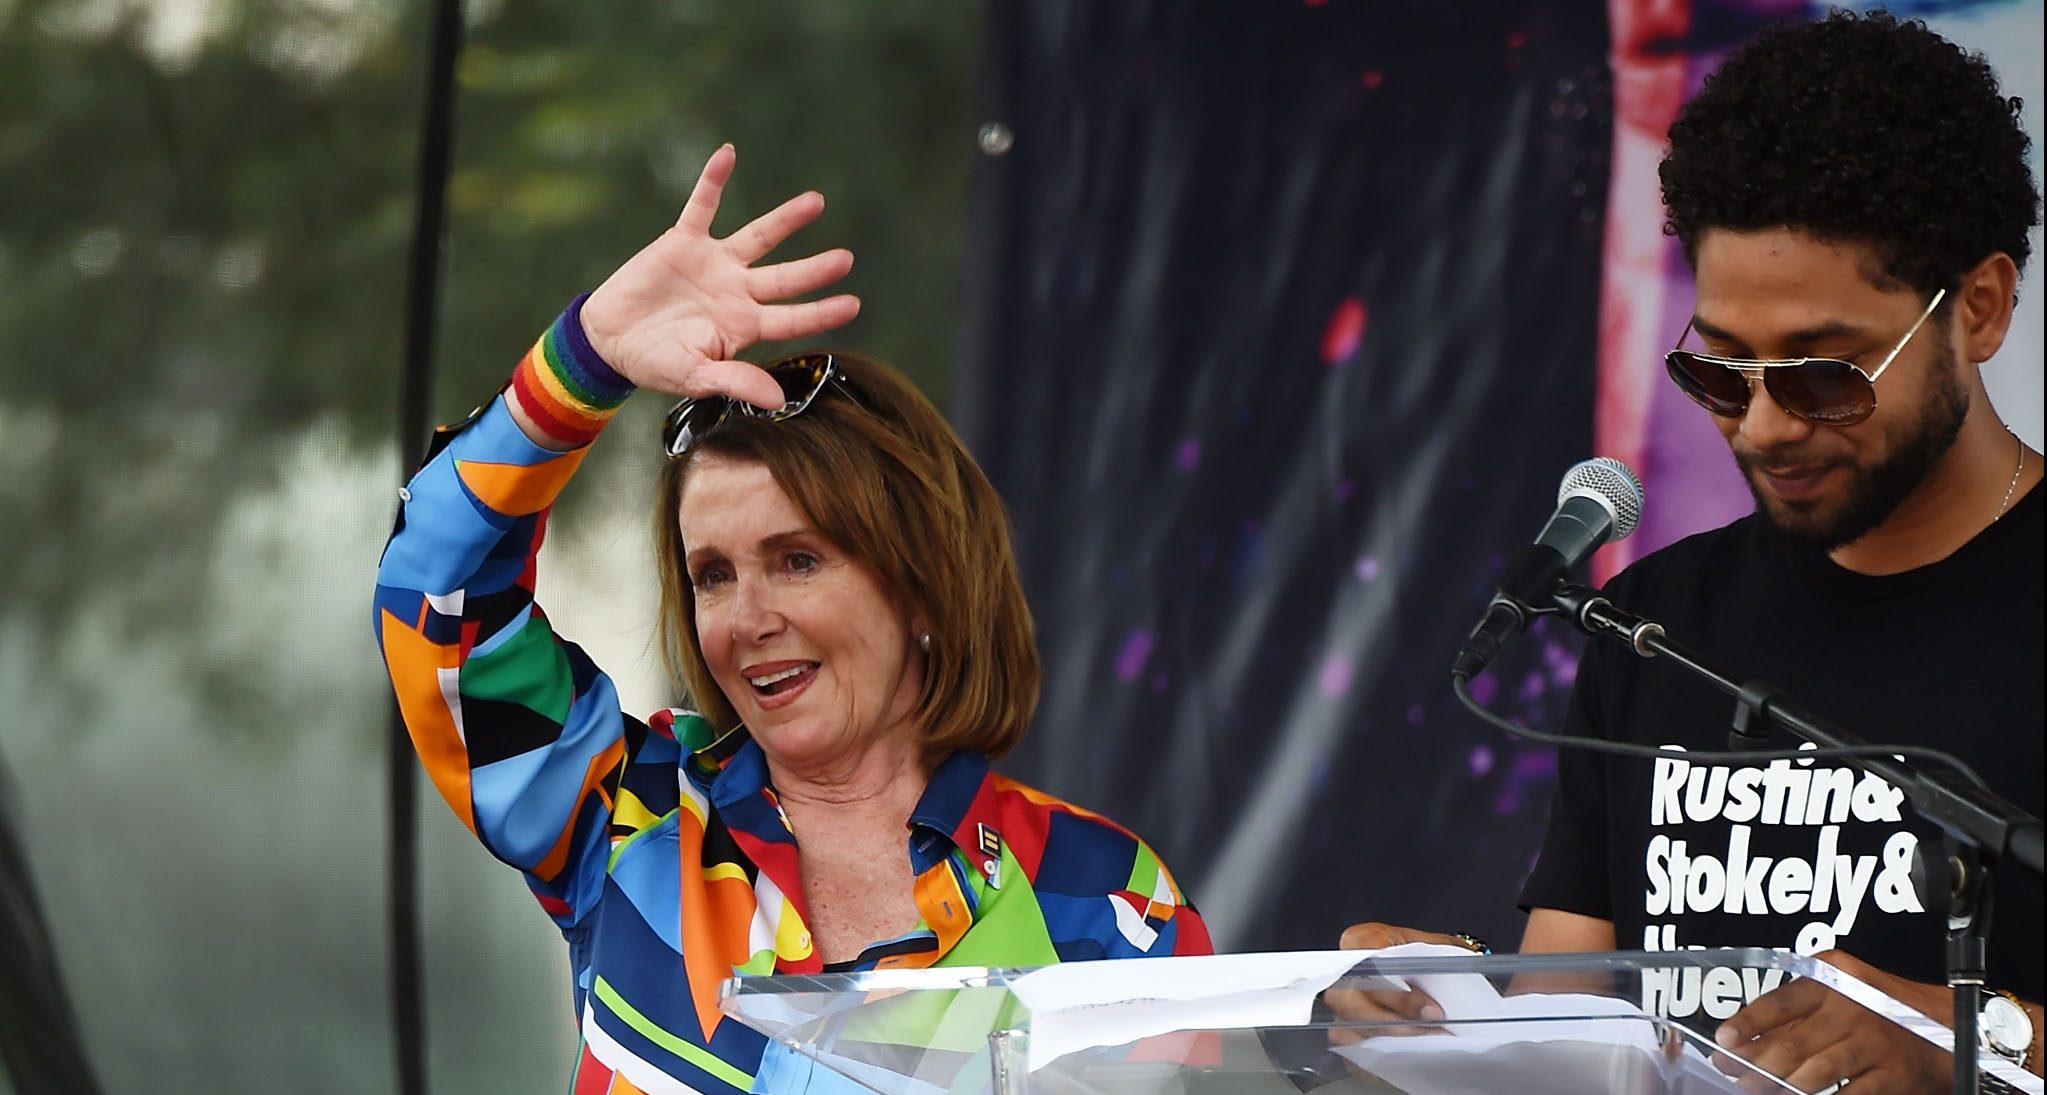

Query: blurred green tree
[0,0,982,688]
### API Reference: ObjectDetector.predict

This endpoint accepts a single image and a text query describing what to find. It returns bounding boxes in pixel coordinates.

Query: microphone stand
[1549,581,2044,1095]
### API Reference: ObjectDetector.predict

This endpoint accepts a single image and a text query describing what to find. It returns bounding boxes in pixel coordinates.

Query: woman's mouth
[744,661,819,707]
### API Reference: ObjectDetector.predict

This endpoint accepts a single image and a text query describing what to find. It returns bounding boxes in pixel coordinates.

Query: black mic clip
[1728,681,1784,753]
[1552,583,1665,658]
[1451,550,1571,681]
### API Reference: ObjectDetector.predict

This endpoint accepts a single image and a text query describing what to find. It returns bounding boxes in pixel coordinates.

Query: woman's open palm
[580,144,861,409]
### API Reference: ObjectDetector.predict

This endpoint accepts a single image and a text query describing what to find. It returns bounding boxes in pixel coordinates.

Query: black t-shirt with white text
[1521,483,2044,1023]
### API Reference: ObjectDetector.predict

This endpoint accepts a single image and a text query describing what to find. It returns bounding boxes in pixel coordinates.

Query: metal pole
[390,0,466,1089]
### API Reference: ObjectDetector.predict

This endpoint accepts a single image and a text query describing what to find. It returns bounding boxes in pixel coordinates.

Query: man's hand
[1713,950,1951,1094]
[1323,922,1482,1039]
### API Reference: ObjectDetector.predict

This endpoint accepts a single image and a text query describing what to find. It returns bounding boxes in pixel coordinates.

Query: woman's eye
[691,566,731,589]
[786,551,820,573]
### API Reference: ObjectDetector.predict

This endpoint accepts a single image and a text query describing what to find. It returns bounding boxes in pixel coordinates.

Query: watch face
[1982,996,2033,1053]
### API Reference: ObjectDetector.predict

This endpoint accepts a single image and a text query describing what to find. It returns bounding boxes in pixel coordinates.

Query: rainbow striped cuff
[508,293,635,449]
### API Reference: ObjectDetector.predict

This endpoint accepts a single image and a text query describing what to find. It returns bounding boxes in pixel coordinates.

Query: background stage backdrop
[960,0,2044,956]
[0,0,2038,1090]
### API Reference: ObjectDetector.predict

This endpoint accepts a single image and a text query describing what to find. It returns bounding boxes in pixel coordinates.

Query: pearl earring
[917,631,932,652]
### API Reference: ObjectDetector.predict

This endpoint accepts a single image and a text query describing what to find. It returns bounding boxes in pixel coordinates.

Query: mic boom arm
[1549,580,2043,876]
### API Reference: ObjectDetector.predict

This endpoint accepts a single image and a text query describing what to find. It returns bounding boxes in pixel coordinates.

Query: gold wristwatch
[1980,991,2034,1070]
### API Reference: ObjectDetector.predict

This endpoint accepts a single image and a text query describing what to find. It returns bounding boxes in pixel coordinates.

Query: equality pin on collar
[976,823,1004,889]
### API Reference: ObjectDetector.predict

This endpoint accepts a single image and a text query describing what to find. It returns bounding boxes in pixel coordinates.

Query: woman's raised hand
[580,144,861,409]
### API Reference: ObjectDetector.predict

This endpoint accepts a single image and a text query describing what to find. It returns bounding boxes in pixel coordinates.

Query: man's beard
[1735,347,1970,554]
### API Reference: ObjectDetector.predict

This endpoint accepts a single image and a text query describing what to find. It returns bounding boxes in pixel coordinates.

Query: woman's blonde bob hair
[653,350,1040,763]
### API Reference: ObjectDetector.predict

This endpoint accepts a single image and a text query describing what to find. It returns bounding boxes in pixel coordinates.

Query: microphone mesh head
[1558,457,1644,541]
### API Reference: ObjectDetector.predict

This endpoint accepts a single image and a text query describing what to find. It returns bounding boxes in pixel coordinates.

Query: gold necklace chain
[1996,429,2024,519]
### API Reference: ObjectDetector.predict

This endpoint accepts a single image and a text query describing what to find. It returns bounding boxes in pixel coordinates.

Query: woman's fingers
[674,359,786,410]
[728,190,828,264]
[597,142,856,387]
[756,295,862,343]
[675,144,737,234]
[746,249,855,303]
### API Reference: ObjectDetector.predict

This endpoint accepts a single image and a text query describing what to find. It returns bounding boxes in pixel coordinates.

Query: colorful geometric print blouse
[372,323,1212,1094]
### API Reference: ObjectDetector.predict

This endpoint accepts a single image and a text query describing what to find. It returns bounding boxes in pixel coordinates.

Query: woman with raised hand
[372,145,1211,1093]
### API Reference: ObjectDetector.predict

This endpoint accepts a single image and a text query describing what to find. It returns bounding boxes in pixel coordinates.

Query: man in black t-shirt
[1338,12,2043,1091]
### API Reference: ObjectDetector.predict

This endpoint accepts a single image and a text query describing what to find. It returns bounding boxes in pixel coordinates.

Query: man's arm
[1518,907,1616,953]
[1509,907,1617,996]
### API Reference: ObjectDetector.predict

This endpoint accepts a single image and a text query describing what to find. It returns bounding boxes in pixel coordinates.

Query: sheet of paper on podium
[1330,945,1741,1095]
[1007,948,1365,1071]
[1009,942,1731,1088]
[1008,942,1499,1072]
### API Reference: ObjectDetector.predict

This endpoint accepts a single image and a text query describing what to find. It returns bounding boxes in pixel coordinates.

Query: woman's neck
[767,733,930,834]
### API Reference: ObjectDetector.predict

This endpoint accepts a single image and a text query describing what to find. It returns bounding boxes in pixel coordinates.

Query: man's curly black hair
[1660,9,2039,296]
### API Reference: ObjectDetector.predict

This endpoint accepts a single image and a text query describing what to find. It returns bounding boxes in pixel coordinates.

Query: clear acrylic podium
[721,947,2042,1094]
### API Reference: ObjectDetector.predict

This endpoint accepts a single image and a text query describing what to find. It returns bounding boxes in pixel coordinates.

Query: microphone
[1452,457,1643,681]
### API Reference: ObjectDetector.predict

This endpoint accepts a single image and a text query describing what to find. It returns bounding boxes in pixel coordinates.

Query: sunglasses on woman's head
[661,353,845,459]
[1663,289,1945,427]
